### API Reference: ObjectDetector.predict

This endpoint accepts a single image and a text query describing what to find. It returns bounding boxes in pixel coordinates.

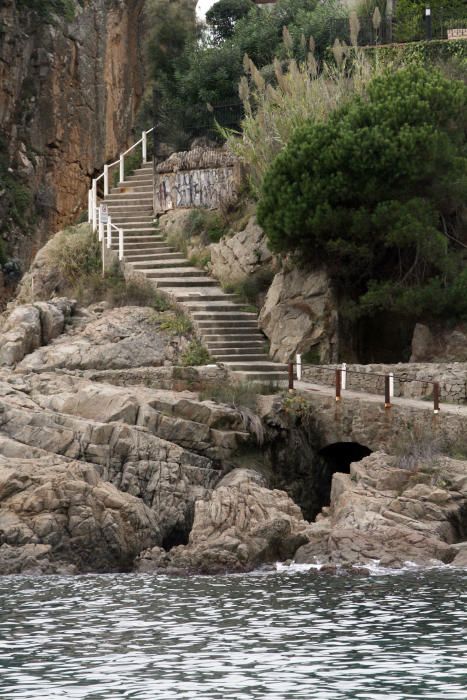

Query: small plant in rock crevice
[180,340,211,366]
[155,311,193,335]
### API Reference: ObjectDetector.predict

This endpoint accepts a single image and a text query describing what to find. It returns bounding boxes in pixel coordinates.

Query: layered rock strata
[295,452,467,569]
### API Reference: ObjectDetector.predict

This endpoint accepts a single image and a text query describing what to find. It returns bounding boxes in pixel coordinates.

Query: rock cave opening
[316,442,372,514]
[161,524,191,551]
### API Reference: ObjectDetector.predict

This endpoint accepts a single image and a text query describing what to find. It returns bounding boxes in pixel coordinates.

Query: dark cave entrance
[161,507,194,551]
[316,442,372,514]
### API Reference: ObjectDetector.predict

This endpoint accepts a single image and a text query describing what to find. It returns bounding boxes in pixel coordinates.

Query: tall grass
[225,30,387,197]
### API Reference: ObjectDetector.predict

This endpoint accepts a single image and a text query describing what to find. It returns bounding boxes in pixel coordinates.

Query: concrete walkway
[295,380,467,415]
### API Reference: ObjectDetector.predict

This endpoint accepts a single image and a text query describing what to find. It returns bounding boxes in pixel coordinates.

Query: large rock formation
[259,267,338,363]
[0,444,160,575]
[411,322,467,363]
[294,452,467,569]
[210,217,273,284]
[0,0,144,286]
[136,468,311,574]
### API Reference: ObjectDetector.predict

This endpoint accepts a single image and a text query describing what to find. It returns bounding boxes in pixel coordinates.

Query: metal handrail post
[107,216,112,249]
[98,206,103,242]
[88,189,92,223]
[91,179,97,232]
[335,369,341,401]
[288,363,294,391]
[433,382,440,414]
[142,130,147,163]
[119,154,124,184]
[341,362,347,390]
[384,375,391,408]
[119,228,124,261]
[104,164,109,196]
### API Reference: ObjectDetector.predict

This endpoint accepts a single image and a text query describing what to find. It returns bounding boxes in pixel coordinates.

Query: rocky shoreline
[0,291,465,576]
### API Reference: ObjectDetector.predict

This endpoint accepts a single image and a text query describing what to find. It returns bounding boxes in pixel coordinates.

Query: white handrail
[88,126,154,233]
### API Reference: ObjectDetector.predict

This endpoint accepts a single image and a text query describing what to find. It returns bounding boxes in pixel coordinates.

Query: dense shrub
[257,65,467,320]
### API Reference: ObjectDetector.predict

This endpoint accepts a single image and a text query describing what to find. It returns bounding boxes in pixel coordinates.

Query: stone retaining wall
[154,147,240,212]
[301,363,467,404]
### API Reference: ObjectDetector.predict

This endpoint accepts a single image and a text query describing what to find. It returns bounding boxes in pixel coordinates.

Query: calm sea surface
[0,567,465,699]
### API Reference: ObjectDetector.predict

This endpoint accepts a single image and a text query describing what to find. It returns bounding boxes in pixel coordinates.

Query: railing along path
[288,357,441,415]
[87,127,155,261]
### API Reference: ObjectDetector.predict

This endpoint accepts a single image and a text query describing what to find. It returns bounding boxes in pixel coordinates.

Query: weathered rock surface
[411,322,467,363]
[0,439,160,575]
[259,267,338,363]
[0,298,75,365]
[294,452,467,568]
[18,305,186,371]
[0,0,144,278]
[136,468,310,574]
[210,217,273,284]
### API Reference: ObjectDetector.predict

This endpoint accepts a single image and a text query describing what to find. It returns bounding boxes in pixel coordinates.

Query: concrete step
[198,325,260,335]
[110,213,155,221]
[124,175,153,183]
[191,311,258,321]
[195,319,258,328]
[124,252,181,261]
[174,297,240,307]
[107,205,153,212]
[104,195,153,203]
[119,226,159,233]
[222,361,288,372]
[112,184,153,194]
[204,339,265,348]
[233,371,288,383]
[120,235,161,242]
[135,267,206,277]
[114,245,172,254]
[151,277,218,287]
[128,258,190,268]
[211,353,270,362]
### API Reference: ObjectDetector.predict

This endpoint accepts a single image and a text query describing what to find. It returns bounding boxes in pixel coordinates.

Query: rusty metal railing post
[433,382,440,414]
[384,374,391,408]
[288,363,294,391]
[335,369,341,402]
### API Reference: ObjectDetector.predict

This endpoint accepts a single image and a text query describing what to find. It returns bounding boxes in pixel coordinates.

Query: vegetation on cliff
[257,65,467,320]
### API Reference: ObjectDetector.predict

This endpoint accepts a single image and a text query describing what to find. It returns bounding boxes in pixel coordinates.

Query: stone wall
[154,147,240,212]
[301,363,467,404]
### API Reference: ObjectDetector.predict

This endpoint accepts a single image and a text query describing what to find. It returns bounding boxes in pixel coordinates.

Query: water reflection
[0,569,466,698]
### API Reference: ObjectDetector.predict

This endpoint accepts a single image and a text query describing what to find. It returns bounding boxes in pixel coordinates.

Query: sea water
[0,567,465,699]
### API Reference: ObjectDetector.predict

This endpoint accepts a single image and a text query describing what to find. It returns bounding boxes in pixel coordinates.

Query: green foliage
[16,0,76,22]
[157,311,193,335]
[363,38,467,67]
[224,268,274,307]
[206,0,253,43]
[180,340,211,366]
[226,46,378,196]
[258,65,467,320]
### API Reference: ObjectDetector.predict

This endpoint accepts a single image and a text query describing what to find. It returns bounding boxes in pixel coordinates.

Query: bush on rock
[257,65,467,320]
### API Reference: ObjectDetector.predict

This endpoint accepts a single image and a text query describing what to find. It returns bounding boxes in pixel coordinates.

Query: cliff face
[0,0,145,293]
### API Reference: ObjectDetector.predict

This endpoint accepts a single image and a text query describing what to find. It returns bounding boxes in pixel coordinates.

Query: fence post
[119,154,124,184]
[433,382,440,414]
[91,179,97,232]
[389,372,394,398]
[118,228,124,261]
[384,374,391,408]
[288,362,294,391]
[107,216,112,249]
[335,369,341,402]
[341,362,347,390]
[88,189,92,223]
[424,7,432,40]
[142,131,147,163]
[104,164,109,196]
[296,354,302,381]
[98,206,103,242]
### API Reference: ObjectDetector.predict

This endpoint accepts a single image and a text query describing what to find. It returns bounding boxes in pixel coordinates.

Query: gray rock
[136,468,310,574]
[411,322,467,362]
[210,217,273,284]
[259,267,338,363]
[294,452,466,569]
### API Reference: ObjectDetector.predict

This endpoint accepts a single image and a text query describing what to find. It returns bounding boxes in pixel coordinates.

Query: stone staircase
[104,162,288,384]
